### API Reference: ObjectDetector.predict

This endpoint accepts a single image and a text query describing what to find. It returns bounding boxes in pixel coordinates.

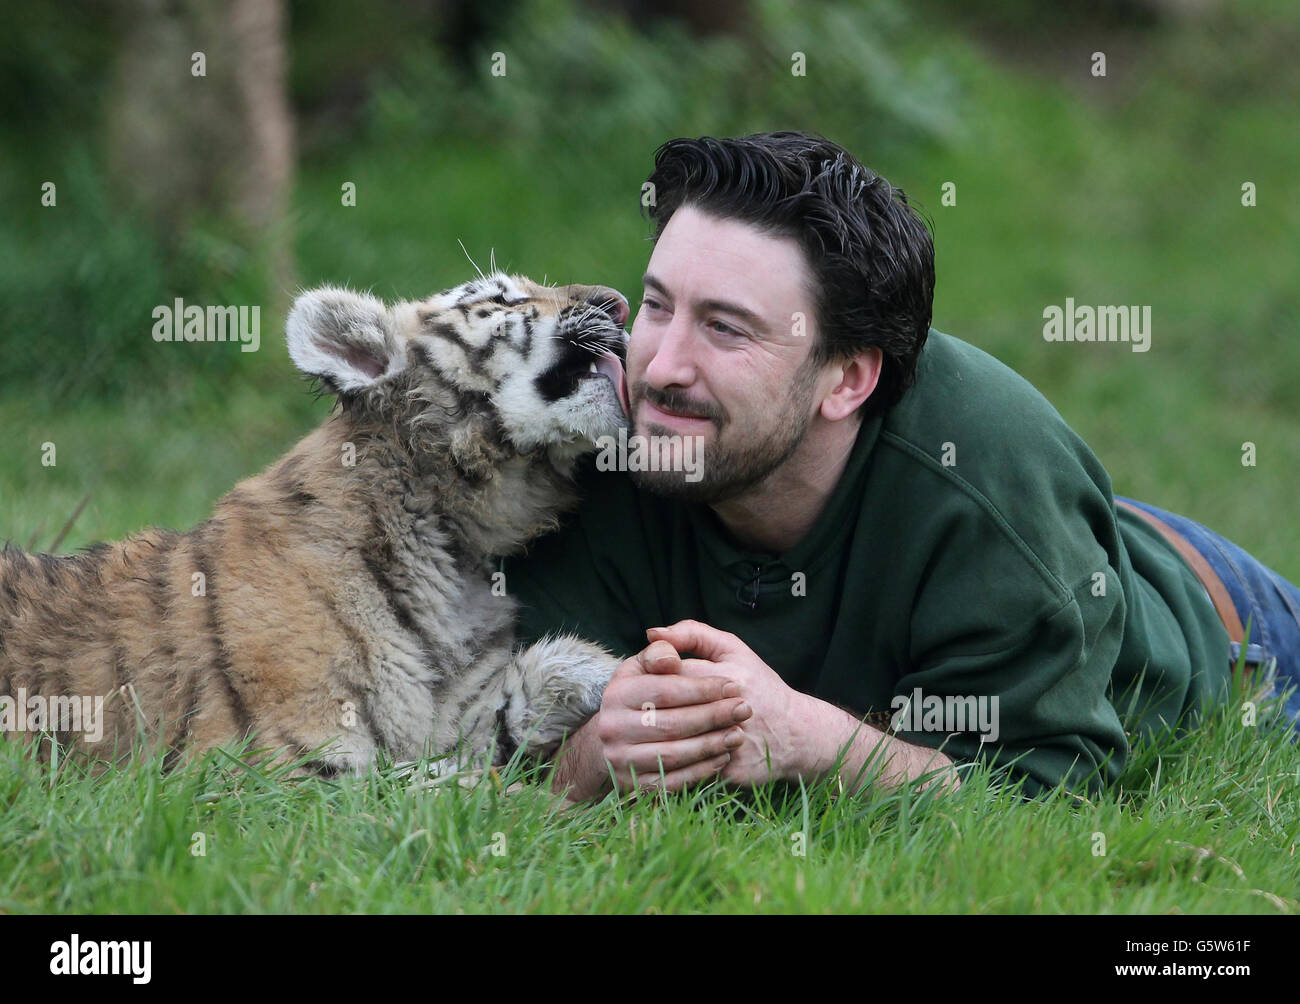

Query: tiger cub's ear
[286,286,405,393]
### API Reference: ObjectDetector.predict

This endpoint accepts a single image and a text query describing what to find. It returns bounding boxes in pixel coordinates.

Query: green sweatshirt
[504,330,1232,797]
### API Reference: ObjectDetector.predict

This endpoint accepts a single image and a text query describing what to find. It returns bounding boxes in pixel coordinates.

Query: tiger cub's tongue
[594,352,629,416]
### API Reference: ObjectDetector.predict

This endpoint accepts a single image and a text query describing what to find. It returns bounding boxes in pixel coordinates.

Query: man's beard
[629,356,822,505]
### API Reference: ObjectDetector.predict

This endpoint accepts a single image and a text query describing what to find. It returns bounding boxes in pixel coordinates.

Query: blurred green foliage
[1,0,965,396]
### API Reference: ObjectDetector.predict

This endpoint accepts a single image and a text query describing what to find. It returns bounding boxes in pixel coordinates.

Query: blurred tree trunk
[106,0,295,301]
[230,0,294,283]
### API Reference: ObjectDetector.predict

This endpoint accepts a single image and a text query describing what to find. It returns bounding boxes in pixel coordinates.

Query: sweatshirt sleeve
[890,504,1132,799]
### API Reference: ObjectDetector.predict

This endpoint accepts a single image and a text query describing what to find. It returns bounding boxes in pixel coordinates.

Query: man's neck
[710,415,863,555]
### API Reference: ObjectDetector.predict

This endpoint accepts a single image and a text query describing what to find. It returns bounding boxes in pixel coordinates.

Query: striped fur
[0,273,627,776]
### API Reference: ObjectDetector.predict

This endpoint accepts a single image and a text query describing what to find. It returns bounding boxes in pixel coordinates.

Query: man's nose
[643,307,696,390]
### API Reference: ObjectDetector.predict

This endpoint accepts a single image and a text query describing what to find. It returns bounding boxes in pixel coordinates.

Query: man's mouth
[640,397,720,429]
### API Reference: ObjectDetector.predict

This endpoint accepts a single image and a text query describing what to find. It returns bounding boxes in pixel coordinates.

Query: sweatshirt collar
[686,411,884,581]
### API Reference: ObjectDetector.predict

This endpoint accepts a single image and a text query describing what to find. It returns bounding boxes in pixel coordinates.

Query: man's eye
[709,319,742,337]
[641,297,666,313]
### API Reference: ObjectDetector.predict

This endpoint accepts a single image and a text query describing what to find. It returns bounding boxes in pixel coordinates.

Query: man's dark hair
[643,132,935,419]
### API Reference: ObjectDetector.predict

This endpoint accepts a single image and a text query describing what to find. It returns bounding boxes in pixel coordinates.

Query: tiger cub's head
[286,273,630,473]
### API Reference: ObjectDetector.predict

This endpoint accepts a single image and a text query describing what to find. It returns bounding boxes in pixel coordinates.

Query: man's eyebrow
[642,274,671,299]
[641,273,770,335]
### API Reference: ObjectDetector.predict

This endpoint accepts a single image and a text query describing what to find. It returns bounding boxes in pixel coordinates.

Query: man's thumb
[635,638,683,675]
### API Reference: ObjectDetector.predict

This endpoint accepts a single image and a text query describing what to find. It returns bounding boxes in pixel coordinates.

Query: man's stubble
[629,354,823,505]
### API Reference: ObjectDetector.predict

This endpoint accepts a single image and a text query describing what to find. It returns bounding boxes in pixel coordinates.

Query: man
[503,132,1300,803]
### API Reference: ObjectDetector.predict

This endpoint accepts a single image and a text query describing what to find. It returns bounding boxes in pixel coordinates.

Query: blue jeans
[1117,495,1300,732]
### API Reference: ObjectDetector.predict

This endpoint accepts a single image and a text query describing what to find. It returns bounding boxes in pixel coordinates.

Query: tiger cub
[0,273,630,777]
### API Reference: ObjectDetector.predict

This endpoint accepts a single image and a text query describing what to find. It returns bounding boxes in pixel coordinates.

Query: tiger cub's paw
[503,635,620,760]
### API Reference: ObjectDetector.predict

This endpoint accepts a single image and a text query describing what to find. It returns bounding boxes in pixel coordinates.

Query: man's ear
[819,347,883,422]
[286,286,404,393]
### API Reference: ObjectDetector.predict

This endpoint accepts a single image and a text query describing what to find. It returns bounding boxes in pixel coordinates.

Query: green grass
[2,670,1296,914]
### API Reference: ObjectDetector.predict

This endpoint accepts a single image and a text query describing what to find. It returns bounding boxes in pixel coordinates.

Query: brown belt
[1115,499,1246,648]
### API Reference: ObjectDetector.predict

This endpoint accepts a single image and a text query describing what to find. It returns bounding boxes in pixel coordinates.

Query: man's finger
[615,725,746,776]
[619,698,752,742]
[675,657,729,679]
[646,619,744,661]
[639,639,683,675]
[612,673,741,711]
[607,639,682,681]
[622,751,735,794]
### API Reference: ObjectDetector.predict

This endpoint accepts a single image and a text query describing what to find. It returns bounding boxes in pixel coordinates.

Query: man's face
[625,204,828,503]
